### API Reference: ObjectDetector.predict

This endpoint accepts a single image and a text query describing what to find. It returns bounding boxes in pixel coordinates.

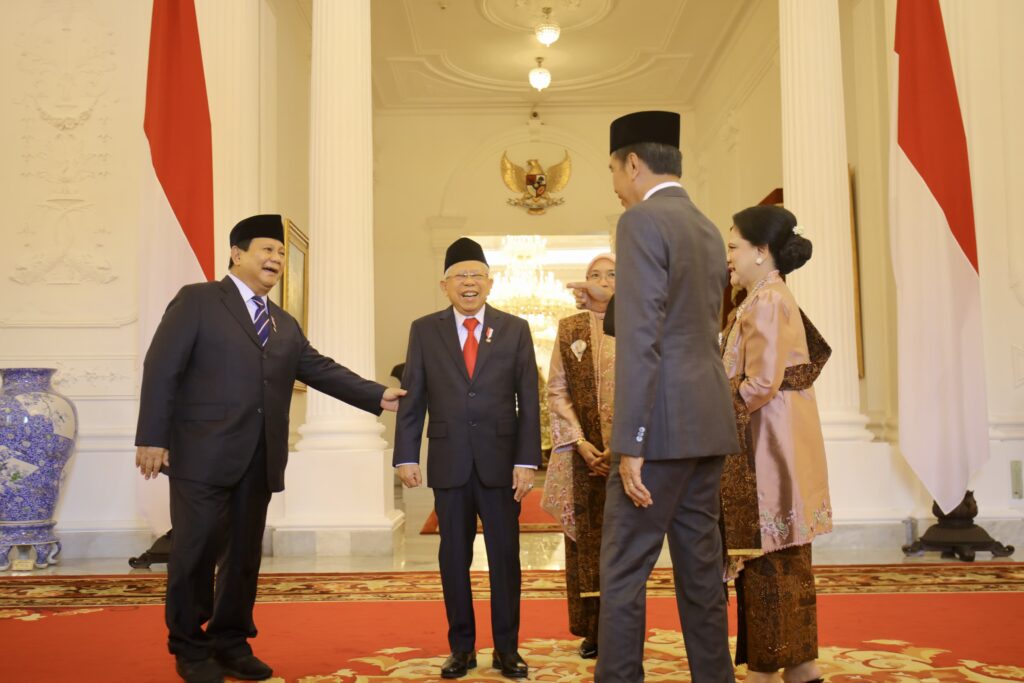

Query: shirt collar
[227,272,264,304]
[643,180,683,201]
[453,305,486,328]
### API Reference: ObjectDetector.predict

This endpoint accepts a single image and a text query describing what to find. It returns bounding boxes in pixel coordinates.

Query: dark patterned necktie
[252,296,270,346]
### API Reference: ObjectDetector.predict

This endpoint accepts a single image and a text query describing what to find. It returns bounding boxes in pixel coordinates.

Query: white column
[779,0,873,441]
[273,0,403,556]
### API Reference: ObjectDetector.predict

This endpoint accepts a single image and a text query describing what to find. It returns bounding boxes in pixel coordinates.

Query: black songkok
[229,214,285,246]
[609,111,681,154]
[444,237,488,272]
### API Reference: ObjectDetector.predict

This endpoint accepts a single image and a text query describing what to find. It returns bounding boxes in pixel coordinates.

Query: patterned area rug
[2,564,1022,681]
[1,562,1021,609]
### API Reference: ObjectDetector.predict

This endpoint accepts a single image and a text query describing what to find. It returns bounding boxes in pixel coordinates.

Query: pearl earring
[755,257,764,265]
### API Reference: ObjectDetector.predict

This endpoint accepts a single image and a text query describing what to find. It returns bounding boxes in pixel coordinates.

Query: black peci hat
[444,237,488,272]
[229,214,285,246]
[609,111,680,154]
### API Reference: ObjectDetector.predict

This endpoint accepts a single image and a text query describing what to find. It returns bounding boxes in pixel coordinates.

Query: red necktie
[463,318,479,378]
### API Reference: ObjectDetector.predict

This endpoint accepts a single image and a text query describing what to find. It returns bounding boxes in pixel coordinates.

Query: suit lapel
[436,307,471,383]
[219,277,263,348]
[469,306,507,384]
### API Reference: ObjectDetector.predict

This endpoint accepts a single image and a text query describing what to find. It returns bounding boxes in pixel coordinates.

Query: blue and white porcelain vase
[0,368,78,570]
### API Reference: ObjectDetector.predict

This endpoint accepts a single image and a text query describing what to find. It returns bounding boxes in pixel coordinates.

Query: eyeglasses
[448,272,489,282]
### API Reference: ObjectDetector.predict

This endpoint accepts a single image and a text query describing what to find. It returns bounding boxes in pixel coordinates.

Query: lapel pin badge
[485,327,493,343]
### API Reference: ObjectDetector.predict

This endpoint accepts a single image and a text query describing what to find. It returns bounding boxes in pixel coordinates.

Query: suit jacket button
[469,421,477,427]
[262,353,268,360]
[468,392,476,397]
[257,408,263,414]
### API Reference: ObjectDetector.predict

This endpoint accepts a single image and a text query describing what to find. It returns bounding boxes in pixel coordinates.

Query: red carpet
[419,488,560,534]
[1,564,1023,681]
[1,592,1022,681]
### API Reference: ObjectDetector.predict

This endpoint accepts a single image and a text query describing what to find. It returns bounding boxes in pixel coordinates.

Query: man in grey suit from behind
[591,111,740,682]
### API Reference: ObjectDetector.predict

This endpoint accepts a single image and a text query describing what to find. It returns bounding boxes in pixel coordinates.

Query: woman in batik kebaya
[543,253,616,660]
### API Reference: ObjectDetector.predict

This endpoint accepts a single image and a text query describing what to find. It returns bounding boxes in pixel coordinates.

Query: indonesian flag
[137,0,214,531]
[890,0,989,514]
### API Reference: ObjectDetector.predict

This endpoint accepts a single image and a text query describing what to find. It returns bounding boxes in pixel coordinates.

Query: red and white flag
[138,0,214,531]
[890,0,989,513]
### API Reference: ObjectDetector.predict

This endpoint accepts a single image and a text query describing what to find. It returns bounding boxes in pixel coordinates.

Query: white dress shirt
[643,180,683,201]
[227,272,267,322]
[454,306,486,347]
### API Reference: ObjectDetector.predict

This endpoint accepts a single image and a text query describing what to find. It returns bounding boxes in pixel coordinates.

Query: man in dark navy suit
[393,238,541,680]
[136,215,405,683]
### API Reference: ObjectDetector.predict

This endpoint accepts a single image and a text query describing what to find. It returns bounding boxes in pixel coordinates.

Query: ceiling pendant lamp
[528,57,551,91]
[534,7,561,47]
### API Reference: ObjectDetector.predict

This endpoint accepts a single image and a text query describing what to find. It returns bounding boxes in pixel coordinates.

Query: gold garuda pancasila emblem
[501,151,571,215]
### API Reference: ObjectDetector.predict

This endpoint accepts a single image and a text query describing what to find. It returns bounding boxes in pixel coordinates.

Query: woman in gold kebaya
[720,205,832,683]
[543,253,616,660]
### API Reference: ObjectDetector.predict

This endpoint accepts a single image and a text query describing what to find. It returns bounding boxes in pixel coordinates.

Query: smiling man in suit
[135,214,405,683]
[394,237,541,680]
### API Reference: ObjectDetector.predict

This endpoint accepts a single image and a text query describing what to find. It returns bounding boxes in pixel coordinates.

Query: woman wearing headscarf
[720,205,832,683]
[543,253,616,660]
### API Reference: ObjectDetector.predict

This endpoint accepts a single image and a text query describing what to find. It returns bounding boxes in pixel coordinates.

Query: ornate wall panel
[1,0,142,328]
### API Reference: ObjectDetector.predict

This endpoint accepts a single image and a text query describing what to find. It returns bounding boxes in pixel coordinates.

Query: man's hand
[136,446,169,480]
[512,466,536,503]
[619,454,653,508]
[397,463,422,488]
[566,281,611,313]
[381,387,407,412]
[576,440,610,477]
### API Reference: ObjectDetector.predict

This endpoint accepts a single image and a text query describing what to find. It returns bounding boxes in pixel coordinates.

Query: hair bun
[777,235,813,274]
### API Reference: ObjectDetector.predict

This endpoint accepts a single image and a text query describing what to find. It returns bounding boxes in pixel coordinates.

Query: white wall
[691,0,783,230]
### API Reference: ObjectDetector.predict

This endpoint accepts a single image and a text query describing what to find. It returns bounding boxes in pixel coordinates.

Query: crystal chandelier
[534,7,561,47]
[528,57,551,91]
[489,236,577,347]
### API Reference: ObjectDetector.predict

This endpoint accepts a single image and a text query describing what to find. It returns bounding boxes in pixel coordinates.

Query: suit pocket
[497,418,517,436]
[426,422,448,438]
[177,403,226,421]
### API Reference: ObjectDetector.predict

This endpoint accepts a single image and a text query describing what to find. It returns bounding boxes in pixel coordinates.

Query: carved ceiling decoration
[371,0,753,110]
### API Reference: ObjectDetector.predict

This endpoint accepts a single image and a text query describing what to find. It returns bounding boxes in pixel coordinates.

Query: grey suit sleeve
[135,286,201,449]
[514,320,542,467]
[392,321,428,466]
[609,210,668,457]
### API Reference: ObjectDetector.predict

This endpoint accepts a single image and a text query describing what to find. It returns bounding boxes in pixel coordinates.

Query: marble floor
[11,480,1019,577]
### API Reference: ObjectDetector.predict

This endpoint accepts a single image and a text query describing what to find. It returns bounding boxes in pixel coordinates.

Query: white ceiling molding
[477,0,615,33]
[373,0,744,111]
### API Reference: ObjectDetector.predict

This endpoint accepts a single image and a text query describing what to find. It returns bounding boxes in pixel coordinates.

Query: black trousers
[166,440,271,661]
[433,466,522,653]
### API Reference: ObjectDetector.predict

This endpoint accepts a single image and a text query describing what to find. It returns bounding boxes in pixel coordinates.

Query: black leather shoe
[492,650,529,679]
[175,657,224,683]
[213,653,273,681]
[441,651,477,679]
[579,638,598,659]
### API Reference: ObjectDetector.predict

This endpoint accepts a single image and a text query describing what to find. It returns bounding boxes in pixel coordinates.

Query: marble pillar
[779,0,874,441]
[272,0,403,556]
